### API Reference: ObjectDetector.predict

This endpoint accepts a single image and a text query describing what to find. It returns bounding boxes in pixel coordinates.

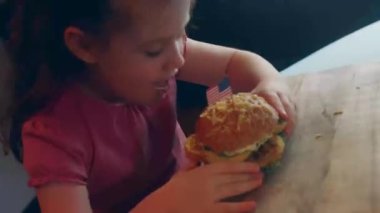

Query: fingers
[259,92,287,119]
[256,91,297,136]
[204,163,263,202]
[216,201,257,213]
[209,162,261,174]
[182,158,201,171]
[278,93,296,135]
[215,173,262,185]
[215,178,263,200]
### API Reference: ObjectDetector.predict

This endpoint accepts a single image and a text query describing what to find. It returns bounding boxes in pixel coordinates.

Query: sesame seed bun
[185,93,286,168]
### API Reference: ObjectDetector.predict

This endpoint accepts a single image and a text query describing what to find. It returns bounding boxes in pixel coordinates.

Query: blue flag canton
[218,78,230,91]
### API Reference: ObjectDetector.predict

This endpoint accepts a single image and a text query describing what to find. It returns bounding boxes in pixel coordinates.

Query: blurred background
[0,0,379,212]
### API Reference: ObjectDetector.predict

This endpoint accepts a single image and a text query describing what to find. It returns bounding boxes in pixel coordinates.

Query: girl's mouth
[154,80,169,90]
[153,80,169,95]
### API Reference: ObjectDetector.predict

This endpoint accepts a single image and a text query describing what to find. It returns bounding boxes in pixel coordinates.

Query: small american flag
[206,78,233,105]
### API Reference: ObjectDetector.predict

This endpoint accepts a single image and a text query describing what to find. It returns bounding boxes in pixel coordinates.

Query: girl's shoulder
[22,84,92,141]
[22,85,94,188]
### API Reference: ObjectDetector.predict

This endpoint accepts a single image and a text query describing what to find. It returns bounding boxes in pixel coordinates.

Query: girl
[0,0,296,212]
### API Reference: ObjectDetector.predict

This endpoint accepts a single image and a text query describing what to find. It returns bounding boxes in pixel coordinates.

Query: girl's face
[87,0,191,105]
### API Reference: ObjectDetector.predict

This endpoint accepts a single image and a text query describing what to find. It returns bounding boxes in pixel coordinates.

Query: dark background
[178,0,380,135]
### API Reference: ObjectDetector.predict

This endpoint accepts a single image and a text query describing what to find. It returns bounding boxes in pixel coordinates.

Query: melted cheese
[222,139,268,157]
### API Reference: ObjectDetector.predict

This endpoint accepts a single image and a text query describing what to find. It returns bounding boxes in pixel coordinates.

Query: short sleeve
[172,122,193,170]
[22,116,90,188]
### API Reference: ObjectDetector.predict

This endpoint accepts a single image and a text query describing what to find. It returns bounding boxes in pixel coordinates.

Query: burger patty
[249,135,285,167]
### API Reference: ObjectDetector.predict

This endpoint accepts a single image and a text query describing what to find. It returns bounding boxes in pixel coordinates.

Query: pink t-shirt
[22,77,187,212]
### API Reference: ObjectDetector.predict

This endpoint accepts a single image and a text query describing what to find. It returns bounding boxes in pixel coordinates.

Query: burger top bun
[195,93,283,153]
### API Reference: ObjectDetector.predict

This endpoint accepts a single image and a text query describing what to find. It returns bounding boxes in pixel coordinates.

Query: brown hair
[0,0,123,161]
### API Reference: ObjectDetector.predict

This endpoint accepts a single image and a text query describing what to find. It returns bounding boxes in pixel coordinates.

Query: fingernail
[254,163,261,170]
[241,201,256,211]
[252,178,263,187]
[281,110,288,118]
[247,162,260,171]
[251,201,257,209]
[251,174,261,180]
[253,170,263,176]
[285,127,293,136]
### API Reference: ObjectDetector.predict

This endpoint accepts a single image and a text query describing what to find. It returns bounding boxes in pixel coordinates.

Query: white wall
[0,154,35,213]
[282,21,380,75]
[0,39,35,212]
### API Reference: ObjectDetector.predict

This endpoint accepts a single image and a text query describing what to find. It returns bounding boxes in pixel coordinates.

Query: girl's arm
[177,38,295,134]
[177,38,279,91]
[36,183,92,213]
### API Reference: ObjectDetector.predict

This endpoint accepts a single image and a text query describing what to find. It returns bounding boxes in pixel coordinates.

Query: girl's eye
[145,49,163,58]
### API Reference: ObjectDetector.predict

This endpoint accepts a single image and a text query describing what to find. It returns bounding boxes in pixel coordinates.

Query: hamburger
[185,93,287,168]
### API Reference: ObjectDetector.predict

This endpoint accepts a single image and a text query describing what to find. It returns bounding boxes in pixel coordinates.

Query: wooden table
[247,63,380,213]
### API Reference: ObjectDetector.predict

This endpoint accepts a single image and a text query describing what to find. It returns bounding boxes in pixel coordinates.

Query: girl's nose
[164,39,185,73]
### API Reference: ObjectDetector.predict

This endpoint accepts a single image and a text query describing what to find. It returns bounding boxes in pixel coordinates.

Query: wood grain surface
[247,63,380,213]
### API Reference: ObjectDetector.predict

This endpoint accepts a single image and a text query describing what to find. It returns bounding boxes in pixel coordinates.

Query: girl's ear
[64,26,99,64]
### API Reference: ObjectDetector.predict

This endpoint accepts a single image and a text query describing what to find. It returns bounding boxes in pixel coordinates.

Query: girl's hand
[252,78,296,136]
[133,162,263,213]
